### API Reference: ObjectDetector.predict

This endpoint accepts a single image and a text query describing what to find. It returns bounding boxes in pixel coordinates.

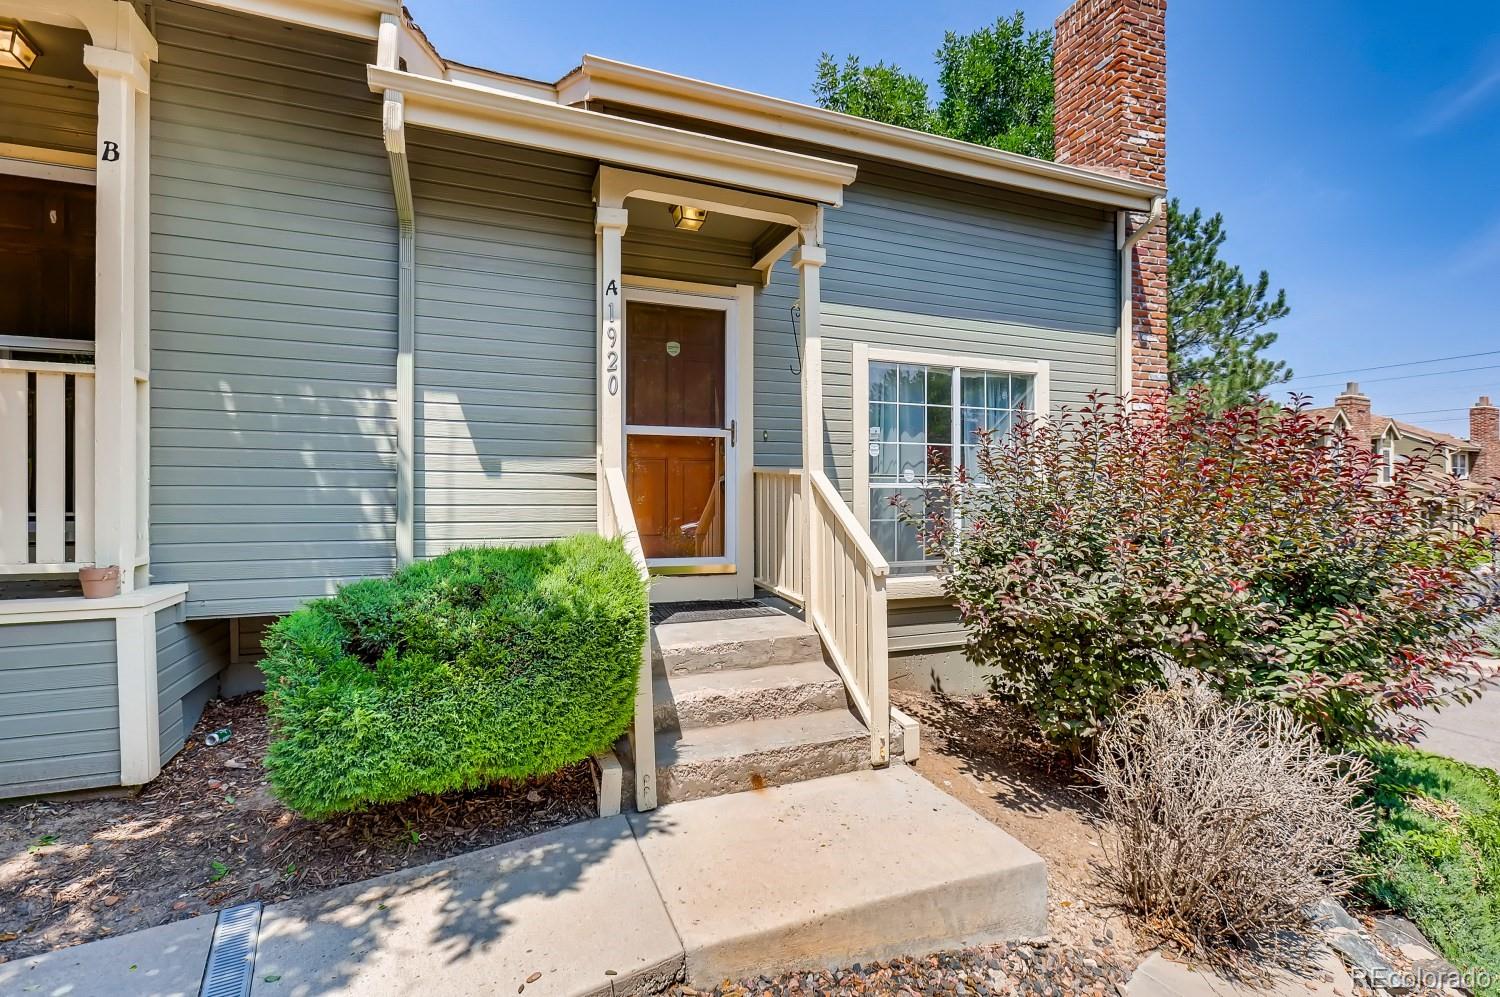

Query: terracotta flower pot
[78,565,121,599]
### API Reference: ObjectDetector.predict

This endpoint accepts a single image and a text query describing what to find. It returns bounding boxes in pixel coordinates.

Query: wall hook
[789,303,803,376]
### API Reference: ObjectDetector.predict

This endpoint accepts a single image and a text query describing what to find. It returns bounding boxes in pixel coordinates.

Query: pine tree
[1166,199,1291,405]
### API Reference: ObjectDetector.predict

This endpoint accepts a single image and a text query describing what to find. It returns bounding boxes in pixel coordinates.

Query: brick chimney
[1333,382,1373,447]
[1054,0,1167,402]
[1471,395,1499,483]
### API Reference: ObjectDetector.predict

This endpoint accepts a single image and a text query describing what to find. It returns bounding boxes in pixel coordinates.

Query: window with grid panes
[867,360,1034,570]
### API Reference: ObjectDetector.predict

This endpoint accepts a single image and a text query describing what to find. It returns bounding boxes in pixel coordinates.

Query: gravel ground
[666,938,1131,997]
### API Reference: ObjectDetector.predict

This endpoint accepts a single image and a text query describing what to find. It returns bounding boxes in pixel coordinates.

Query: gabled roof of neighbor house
[1307,407,1481,452]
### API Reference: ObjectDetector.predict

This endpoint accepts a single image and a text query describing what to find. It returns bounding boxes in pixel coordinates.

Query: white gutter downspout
[1117,195,1166,404]
[378,13,416,566]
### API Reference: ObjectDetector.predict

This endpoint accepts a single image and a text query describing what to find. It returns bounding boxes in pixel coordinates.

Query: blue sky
[410,1,1500,435]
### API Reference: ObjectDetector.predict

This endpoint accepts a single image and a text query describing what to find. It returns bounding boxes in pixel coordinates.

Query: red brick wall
[1472,397,1499,484]
[1334,383,1374,447]
[1054,0,1168,402]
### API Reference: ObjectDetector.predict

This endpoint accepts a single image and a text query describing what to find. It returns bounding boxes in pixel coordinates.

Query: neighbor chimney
[1471,395,1499,483]
[1334,382,1373,447]
[1054,0,1167,403]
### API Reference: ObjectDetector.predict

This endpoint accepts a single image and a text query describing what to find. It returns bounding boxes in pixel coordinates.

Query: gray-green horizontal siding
[408,128,598,556]
[0,620,119,798]
[148,0,399,618]
[0,72,96,156]
[156,612,229,765]
[889,598,966,652]
[754,162,1119,502]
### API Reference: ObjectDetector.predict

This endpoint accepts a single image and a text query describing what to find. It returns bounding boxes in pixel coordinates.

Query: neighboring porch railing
[753,465,891,766]
[600,464,657,811]
[0,359,95,574]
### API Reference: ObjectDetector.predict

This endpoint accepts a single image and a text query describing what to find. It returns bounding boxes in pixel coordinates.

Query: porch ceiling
[625,194,790,248]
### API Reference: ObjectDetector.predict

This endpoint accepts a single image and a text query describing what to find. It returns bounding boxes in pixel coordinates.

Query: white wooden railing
[752,468,805,604]
[754,466,891,766]
[600,464,657,811]
[0,360,96,574]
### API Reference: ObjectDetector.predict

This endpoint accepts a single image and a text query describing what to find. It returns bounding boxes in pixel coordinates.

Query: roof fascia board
[561,56,1162,211]
[369,66,857,206]
[187,0,398,39]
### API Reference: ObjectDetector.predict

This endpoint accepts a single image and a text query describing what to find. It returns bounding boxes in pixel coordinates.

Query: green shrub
[1355,744,1500,996]
[916,391,1498,753]
[260,536,648,819]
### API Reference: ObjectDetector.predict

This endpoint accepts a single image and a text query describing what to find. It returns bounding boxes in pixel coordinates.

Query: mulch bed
[667,938,1131,997]
[0,693,596,961]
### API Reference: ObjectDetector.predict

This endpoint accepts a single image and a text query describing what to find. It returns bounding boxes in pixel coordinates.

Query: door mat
[650,601,784,625]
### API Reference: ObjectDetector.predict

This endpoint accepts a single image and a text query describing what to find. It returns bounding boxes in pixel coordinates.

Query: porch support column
[84,44,152,592]
[793,235,826,607]
[379,13,417,567]
[596,207,630,484]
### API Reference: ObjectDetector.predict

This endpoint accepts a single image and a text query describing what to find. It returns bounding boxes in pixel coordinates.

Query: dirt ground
[892,691,1143,967]
[0,694,596,961]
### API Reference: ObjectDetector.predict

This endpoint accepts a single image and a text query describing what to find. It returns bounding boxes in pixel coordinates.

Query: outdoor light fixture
[669,204,708,232]
[0,24,39,71]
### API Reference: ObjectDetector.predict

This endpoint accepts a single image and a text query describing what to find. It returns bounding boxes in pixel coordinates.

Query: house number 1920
[604,279,621,396]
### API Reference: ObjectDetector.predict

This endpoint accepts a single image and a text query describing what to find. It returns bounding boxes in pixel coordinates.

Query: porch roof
[367,66,858,207]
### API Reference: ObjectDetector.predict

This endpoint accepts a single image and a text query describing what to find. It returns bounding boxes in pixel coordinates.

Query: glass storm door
[625,298,735,567]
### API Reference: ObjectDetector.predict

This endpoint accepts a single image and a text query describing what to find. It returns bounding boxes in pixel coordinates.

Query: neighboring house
[1309,383,1499,525]
[0,0,1167,806]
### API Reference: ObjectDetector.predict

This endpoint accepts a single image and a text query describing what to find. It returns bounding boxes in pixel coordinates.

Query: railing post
[869,571,890,766]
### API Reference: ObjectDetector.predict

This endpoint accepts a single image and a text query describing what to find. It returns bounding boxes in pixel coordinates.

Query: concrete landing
[631,765,1048,984]
[2,767,1048,995]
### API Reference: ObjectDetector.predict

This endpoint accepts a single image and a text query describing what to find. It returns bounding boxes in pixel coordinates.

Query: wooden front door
[625,300,733,563]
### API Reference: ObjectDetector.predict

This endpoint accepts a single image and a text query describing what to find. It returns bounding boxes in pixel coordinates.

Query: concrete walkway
[1417,659,1500,772]
[0,766,1046,997]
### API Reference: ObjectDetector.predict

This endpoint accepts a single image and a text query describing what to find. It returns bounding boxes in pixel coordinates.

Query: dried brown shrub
[1088,679,1372,951]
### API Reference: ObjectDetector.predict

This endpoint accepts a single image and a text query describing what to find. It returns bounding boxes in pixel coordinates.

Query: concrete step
[654,709,870,804]
[652,659,848,732]
[629,766,1049,985]
[654,613,822,675]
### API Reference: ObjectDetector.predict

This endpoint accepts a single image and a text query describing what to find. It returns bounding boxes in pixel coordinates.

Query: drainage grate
[650,600,784,625]
[199,902,262,997]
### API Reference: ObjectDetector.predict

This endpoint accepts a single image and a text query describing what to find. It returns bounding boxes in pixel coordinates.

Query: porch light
[669,204,708,231]
[0,24,39,71]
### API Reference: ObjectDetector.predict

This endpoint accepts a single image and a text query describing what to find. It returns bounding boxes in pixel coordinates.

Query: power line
[1285,348,1500,383]
[1385,407,1474,417]
[1295,362,1500,393]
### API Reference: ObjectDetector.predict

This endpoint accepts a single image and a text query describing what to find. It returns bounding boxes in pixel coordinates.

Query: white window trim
[1378,433,1396,484]
[852,343,1050,598]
